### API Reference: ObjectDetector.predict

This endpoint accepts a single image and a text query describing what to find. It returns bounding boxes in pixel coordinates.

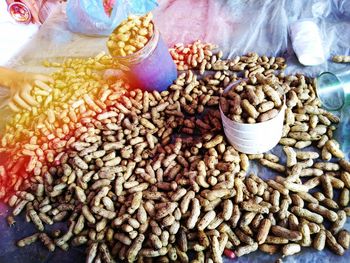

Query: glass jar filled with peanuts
[107,13,177,92]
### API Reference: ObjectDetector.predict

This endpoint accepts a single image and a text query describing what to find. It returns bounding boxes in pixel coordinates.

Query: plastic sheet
[66,0,157,36]
[7,1,350,75]
[1,0,350,262]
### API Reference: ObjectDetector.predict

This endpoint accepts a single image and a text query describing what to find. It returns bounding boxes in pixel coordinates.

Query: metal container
[6,0,58,24]
[7,1,32,24]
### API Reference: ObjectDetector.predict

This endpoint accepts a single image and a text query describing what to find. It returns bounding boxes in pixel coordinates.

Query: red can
[7,1,32,24]
[6,0,59,24]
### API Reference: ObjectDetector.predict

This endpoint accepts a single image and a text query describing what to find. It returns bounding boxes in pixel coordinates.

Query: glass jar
[316,68,350,111]
[112,24,177,92]
[316,69,350,154]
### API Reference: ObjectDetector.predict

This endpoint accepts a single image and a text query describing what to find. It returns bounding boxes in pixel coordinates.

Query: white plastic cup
[220,82,286,154]
[289,20,325,66]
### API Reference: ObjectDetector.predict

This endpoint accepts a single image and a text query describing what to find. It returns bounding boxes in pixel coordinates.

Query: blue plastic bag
[66,0,158,36]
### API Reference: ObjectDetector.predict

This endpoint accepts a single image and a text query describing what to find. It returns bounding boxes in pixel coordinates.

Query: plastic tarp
[66,0,157,36]
[1,0,350,262]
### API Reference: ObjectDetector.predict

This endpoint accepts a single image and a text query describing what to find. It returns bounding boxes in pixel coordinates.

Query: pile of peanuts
[1,43,350,263]
[332,55,350,63]
[169,40,219,71]
[0,52,129,199]
[107,13,154,57]
[220,72,285,123]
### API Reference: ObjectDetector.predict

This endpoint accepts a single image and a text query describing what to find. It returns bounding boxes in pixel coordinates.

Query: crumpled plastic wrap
[1,0,350,262]
[66,0,157,36]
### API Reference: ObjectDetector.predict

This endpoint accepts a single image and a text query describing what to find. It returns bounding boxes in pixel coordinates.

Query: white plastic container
[220,82,286,154]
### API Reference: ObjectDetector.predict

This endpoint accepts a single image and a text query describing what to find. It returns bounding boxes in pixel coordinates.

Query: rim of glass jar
[8,2,32,24]
[111,22,159,66]
[316,71,345,111]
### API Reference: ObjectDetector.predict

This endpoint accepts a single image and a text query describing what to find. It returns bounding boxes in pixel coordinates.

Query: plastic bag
[66,0,158,36]
[334,0,350,19]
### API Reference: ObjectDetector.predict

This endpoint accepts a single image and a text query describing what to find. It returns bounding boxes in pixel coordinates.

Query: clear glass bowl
[316,72,345,111]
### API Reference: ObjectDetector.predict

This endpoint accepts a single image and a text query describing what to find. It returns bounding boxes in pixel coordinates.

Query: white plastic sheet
[66,0,157,36]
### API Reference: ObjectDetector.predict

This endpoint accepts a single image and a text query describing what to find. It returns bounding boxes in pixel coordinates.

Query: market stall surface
[1,0,350,262]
